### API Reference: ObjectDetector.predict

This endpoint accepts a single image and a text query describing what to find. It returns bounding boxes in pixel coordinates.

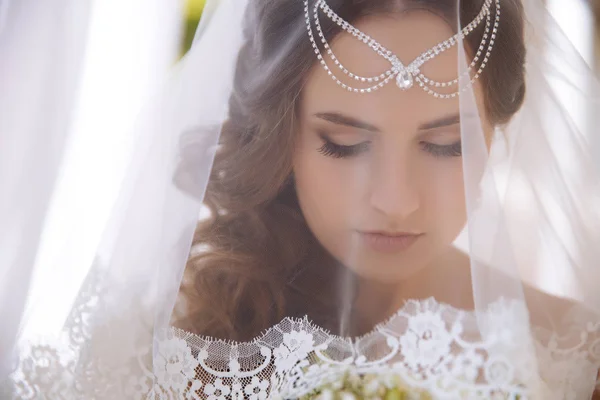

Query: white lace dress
[4,295,600,400]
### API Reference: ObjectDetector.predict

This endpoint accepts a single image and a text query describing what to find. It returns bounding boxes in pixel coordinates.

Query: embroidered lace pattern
[2,283,599,399]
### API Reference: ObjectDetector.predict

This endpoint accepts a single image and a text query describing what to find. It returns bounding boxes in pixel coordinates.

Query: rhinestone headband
[304,0,500,98]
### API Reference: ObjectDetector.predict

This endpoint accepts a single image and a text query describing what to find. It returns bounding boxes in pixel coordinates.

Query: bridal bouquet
[300,372,432,400]
[298,371,525,400]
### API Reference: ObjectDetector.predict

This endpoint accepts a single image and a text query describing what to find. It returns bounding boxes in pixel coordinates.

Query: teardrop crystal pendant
[396,69,413,90]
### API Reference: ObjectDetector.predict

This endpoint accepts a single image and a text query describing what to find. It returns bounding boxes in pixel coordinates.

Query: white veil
[2,0,600,399]
[0,0,93,377]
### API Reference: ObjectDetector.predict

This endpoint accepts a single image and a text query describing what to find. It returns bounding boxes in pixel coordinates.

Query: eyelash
[318,139,371,158]
[420,141,463,157]
[318,136,462,159]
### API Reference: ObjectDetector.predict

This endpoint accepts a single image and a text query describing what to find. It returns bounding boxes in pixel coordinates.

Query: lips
[357,231,423,253]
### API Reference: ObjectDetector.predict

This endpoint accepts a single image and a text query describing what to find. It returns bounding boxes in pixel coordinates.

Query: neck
[352,246,473,335]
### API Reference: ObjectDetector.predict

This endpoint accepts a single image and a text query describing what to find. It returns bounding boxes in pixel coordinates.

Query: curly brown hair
[174,0,527,342]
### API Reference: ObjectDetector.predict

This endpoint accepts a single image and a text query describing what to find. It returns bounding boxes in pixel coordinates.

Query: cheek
[421,159,467,235]
[293,141,356,233]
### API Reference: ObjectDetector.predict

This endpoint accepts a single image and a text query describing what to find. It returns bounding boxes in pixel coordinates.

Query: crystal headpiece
[304,0,500,99]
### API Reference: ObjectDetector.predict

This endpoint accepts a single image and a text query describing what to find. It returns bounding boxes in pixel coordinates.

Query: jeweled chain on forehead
[304,0,500,99]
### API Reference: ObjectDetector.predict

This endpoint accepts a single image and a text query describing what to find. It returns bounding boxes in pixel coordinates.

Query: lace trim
[3,279,600,400]
[156,298,533,399]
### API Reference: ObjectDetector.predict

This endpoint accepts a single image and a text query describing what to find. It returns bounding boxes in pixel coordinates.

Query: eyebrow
[314,112,380,132]
[418,113,461,130]
[314,111,462,132]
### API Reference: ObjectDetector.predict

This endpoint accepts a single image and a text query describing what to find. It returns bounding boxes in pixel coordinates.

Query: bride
[176,0,531,341]
[3,0,600,398]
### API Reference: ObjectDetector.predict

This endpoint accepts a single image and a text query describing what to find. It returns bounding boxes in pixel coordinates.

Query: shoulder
[520,281,597,330]
[521,283,600,397]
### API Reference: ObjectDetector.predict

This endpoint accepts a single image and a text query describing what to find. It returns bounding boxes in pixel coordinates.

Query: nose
[368,153,419,220]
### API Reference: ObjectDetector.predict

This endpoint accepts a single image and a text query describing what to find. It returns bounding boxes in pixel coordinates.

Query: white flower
[283,330,314,354]
[339,391,357,400]
[399,311,453,370]
[21,344,72,395]
[315,389,334,400]
[450,350,484,382]
[244,376,270,400]
[484,356,514,386]
[364,377,382,395]
[484,300,529,345]
[204,378,231,400]
[154,336,199,391]
[273,330,314,372]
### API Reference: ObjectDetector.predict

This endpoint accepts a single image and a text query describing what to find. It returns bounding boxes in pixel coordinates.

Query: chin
[341,253,433,284]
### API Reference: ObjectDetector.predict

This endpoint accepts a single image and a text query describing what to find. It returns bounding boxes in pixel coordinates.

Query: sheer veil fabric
[2,0,600,399]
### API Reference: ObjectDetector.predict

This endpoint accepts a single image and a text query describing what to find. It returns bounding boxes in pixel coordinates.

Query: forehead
[301,11,466,130]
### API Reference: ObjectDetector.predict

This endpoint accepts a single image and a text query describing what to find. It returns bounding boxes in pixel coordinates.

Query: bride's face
[294,11,491,283]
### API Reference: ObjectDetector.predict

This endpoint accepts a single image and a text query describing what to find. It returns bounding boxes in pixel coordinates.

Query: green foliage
[182,0,206,55]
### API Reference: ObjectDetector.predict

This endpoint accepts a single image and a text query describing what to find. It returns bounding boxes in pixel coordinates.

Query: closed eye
[420,141,462,157]
[317,134,371,159]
